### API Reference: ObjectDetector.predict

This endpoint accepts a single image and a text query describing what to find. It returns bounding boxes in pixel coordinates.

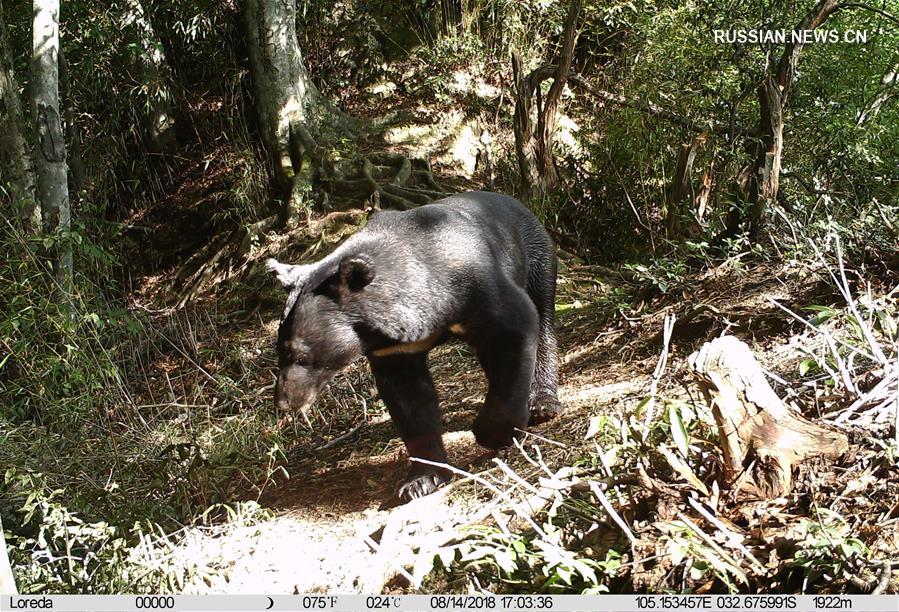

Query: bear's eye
[285,341,311,365]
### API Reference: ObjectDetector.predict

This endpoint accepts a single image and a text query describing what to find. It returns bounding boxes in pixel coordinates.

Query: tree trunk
[511,0,581,198]
[32,0,72,298]
[242,0,324,193]
[121,0,177,153]
[535,0,579,190]
[0,0,39,233]
[511,52,543,198]
[689,336,848,498]
[747,77,784,239]
[0,515,16,595]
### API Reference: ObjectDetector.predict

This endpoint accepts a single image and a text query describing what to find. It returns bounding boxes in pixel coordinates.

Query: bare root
[324,151,446,211]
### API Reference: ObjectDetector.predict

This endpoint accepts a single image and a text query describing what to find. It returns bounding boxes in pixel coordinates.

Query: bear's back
[364,192,543,254]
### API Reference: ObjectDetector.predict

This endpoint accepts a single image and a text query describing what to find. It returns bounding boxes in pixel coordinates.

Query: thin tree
[0,0,38,232]
[121,0,177,153]
[59,49,84,194]
[512,0,581,198]
[32,0,71,298]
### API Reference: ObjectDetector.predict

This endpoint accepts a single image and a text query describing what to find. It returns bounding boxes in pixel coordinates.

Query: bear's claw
[396,471,449,501]
[529,394,562,425]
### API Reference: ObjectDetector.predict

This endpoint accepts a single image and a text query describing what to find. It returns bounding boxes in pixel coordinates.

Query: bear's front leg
[470,282,539,449]
[369,352,451,501]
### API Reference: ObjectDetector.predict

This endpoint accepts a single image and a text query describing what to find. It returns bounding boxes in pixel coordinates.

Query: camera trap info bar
[2,593,898,611]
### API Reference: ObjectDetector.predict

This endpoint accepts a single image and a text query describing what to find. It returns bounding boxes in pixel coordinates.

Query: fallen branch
[675,511,748,585]
[361,529,417,592]
[643,314,676,437]
[685,496,765,573]
[411,457,547,537]
[318,420,368,450]
[590,481,636,545]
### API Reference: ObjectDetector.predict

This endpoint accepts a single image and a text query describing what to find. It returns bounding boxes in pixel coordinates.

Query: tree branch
[781,171,844,196]
[519,67,732,137]
[856,62,898,126]
[777,0,842,104]
[542,0,581,128]
[837,2,899,25]
[567,74,739,136]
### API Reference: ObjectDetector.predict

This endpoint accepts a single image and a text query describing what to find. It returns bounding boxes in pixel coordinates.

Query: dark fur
[268,191,561,501]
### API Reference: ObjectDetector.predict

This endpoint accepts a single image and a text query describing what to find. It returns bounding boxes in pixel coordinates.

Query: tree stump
[688,336,848,498]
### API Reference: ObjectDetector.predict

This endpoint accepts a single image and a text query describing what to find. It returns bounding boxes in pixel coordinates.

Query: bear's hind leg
[529,255,561,424]
[471,282,539,449]
[370,352,450,501]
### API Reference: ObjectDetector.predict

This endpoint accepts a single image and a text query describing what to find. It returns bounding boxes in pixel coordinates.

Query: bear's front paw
[472,412,518,450]
[529,394,562,424]
[396,471,448,502]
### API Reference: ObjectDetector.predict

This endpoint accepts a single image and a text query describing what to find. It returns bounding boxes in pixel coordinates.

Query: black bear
[267,191,560,501]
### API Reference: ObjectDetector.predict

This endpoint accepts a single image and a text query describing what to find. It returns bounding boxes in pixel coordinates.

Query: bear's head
[266,256,372,415]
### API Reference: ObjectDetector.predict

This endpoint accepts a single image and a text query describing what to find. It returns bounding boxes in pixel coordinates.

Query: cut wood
[688,336,848,498]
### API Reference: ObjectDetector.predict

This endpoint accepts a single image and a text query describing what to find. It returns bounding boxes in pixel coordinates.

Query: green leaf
[799,358,817,376]
[634,395,652,417]
[805,305,836,327]
[668,402,690,457]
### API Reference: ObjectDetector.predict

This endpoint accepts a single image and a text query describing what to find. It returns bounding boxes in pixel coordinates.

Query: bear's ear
[337,255,375,293]
[313,255,374,301]
[266,258,311,290]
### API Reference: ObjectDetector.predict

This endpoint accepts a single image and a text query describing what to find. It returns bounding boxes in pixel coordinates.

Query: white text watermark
[713,29,869,44]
